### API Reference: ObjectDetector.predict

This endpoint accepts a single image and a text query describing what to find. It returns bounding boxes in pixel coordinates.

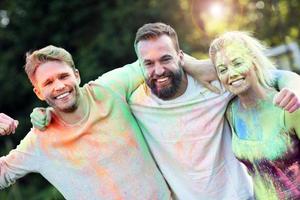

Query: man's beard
[146,68,183,100]
[46,87,80,113]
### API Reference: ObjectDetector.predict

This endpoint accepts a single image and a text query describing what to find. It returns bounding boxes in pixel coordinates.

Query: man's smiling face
[137,34,185,100]
[33,60,81,113]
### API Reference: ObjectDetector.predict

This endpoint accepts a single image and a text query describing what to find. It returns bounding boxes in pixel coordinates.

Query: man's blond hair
[24,45,75,85]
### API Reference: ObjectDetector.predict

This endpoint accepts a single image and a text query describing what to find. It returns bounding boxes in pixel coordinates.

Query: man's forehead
[36,61,71,71]
[35,61,72,80]
[138,36,176,58]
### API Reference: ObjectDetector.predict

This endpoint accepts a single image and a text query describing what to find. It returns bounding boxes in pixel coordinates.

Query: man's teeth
[56,92,70,99]
[231,79,244,86]
[157,77,169,83]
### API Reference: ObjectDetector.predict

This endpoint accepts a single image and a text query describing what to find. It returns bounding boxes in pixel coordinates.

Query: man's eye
[44,81,52,86]
[161,58,171,64]
[60,74,69,79]
[144,62,153,68]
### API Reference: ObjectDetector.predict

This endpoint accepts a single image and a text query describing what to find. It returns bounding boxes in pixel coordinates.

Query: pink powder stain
[173,96,228,167]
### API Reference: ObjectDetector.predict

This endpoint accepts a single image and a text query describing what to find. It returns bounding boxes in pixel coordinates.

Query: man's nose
[53,80,65,91]
[154,63,165,76]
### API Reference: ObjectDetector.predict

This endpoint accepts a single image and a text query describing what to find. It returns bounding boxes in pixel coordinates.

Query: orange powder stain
[92,161,124,199]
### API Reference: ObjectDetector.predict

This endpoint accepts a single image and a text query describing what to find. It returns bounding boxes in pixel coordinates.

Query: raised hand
[273,88,300,113]
[30,107,53,131]
[0,113,18,136]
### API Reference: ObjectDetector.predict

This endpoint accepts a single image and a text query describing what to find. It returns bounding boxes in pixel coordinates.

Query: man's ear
[179,50,184,66]
[33,87,45,101]
[74,69,81,85]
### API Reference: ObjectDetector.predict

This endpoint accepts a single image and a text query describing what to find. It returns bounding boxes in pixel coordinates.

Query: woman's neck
[238,84,272,109]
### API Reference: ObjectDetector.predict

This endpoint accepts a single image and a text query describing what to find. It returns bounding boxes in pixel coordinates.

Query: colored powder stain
[235,111,262,141]
[216,41,253,74]
[231,96,293,161]
[228,85,300,200]
[201,97,227,134]
[126,135,138,148]
[235,118,248,139]
[175,141,186,165]
[254,175,279,200]
[90,161,123,200]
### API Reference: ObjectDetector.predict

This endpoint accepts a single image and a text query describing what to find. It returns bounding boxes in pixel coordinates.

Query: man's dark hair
[134,22,180,53]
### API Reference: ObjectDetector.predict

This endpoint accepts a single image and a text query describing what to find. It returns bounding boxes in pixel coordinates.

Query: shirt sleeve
[92,60,144,100]
[270,69,300,90]
[0,129,40,189]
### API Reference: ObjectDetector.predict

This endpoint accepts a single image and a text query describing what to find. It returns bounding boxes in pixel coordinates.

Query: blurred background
[0,0,299,199]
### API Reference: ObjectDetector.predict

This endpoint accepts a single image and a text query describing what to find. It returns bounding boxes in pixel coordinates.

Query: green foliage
[186,0,300,56]
[0,0,299,198]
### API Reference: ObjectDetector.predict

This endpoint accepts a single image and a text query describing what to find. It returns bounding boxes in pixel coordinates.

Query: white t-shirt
[129,75,253,200]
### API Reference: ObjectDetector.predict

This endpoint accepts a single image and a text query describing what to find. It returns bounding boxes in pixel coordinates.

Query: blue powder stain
[235,118,249,139]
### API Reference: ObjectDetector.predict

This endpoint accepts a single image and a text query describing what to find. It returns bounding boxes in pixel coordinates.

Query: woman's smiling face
[215,41,258,95]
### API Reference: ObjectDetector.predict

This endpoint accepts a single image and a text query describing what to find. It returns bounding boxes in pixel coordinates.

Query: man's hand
[183,54,220,93]
[0,113,18,136]
[30,107,53,131]
[273,88,300,113]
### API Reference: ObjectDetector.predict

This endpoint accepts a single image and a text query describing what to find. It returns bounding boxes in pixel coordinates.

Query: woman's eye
[219,68,227,74]
[234,62,242,67]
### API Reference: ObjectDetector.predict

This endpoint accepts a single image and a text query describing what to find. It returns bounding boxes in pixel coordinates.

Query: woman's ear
[252,58,258,71]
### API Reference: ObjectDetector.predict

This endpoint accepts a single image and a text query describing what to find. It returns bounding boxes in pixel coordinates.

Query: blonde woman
[209,31,300,200]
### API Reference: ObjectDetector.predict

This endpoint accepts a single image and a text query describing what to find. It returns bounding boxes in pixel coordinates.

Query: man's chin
[54,103,78,113]
[62,106,77,113]
[154,87,177,100]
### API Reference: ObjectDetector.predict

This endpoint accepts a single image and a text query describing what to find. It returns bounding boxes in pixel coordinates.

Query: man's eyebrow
[143,59,152,64]
[59,72,70,76]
